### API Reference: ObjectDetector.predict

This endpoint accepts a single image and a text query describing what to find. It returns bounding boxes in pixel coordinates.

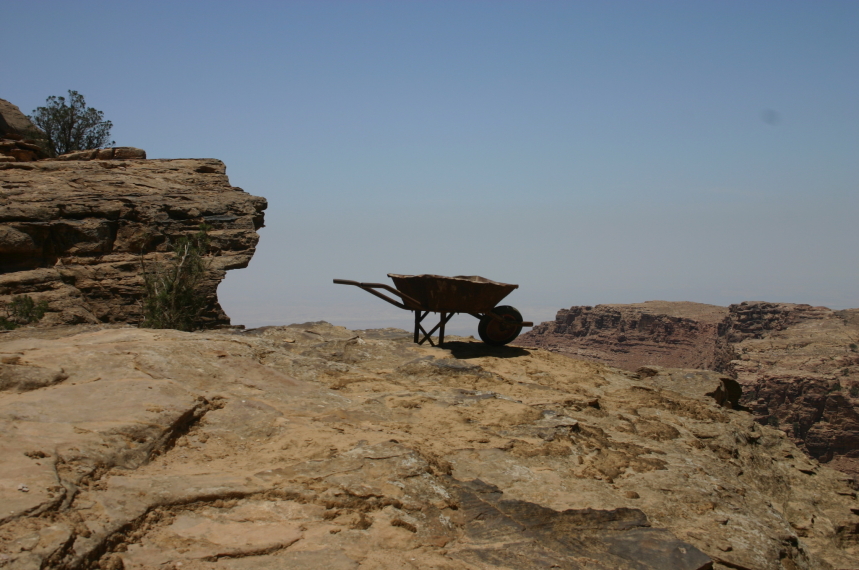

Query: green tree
[141,226,212,331]
[28,90,114,157]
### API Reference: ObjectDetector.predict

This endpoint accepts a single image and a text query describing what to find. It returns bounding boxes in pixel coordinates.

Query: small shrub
[767,415,780,427]
[792,421,801,435]
[140,225,211,331]
[829,382,843,393]
[0,295,49,329]
[850,343,858,352]
[844,368,850,376]
[850,386,859,398]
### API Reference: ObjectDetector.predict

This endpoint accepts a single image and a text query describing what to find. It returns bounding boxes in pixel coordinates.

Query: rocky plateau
[1,322,858,570]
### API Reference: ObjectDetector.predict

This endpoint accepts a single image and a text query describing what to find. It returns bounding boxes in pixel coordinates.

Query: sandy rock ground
[1,323,858,570]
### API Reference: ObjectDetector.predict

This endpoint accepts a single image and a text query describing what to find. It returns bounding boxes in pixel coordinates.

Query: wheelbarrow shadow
[442,340,531,360]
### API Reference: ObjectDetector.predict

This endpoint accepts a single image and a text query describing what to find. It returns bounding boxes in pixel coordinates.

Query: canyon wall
[728,304,859,476]
[521,301,733,371]
[517,301,859,476]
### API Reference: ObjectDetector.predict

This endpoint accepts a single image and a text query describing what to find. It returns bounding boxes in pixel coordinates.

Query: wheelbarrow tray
[387,274,518,313]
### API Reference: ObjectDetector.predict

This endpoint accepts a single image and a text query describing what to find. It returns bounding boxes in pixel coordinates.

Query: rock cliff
[1,323,857,569]
[520,301,733,371]
[516,301,859,477]
[728,304,859,477]
[0,156,266,327]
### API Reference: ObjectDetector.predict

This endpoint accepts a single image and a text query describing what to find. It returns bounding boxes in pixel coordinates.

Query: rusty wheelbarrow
[333,274,533,346]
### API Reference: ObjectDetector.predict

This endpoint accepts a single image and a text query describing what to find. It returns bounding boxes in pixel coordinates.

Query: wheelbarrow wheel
[478,305,523,346]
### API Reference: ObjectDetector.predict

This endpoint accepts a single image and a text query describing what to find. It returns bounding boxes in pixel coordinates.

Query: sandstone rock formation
[0,99,49,163]
[54,147,147,161]
[0,323,857,569]
[0,138,49,164]
[519,301,733,371]
[516,301,859,477]
[0,99,41,139]
[0,158,266,327]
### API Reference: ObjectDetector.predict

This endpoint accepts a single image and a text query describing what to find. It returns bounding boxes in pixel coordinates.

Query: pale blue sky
[4,1,858,333]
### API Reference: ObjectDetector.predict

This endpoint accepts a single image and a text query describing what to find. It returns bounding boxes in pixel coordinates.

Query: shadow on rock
[443,340,531,360]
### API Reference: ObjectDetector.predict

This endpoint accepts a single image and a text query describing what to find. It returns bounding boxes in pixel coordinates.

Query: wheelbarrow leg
[438,312,455,345]
[417,312,455,346]
[414,310,430,344]
[418,319,442,346]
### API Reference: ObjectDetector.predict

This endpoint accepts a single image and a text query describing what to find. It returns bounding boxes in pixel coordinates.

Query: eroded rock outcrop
[517,301,859,477]
[0,323,857,569]
[0,158,266,327]
[0,99,49,163]
[0,99,40,139]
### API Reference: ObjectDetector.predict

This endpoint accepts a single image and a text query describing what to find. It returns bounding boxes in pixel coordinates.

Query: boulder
[0,99,50,162]
[0,98,42,138]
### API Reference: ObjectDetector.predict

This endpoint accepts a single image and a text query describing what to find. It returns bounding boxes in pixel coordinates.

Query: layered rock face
[517,301,859,476]
[0,157,266,326]
[729,304,859,476]
[520,301,733,371]
[1,323,857,569]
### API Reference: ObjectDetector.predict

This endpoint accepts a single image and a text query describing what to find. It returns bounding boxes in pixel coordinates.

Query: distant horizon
[229,292,859,335]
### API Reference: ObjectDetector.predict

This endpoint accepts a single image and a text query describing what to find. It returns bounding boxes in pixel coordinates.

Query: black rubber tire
[478,305,524,346]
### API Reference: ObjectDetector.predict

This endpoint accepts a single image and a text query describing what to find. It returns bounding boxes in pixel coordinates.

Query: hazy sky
[4,1,858,334]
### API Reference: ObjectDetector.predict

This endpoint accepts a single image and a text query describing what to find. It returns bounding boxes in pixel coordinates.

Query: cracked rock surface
[0,323,857,570]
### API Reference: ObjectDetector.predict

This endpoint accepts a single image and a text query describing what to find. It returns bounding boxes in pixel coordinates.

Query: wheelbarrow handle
[333,279,423,310]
